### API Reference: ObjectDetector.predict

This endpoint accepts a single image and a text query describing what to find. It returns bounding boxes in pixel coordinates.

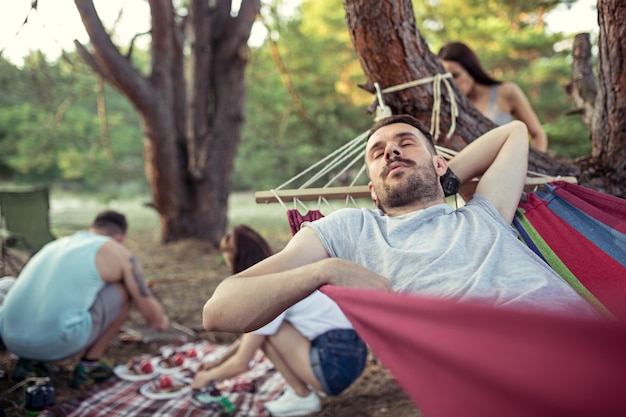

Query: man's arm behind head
[447,120,529,223]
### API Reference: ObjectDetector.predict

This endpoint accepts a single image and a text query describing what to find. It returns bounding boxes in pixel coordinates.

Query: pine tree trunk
[565,33,597,128]
[343,0,578,177]
[579,0,626,197]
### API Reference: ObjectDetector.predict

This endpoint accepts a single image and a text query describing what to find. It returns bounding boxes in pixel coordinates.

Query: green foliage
[543,115,591,158]
[0,0,598,195]
[234,0,373,191]
[0,52,146,194]
[415,0,593,157]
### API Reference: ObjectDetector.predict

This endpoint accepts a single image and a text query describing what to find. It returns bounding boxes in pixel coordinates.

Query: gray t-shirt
[304,194,599,317]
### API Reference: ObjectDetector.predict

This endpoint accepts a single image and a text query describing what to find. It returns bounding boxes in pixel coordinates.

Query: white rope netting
[266,73,460,211]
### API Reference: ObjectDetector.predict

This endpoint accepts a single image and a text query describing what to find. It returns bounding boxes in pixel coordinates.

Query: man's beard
[375,158,441,211]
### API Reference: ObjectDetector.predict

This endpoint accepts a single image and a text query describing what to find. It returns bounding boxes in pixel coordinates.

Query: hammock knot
[374,82,392,122]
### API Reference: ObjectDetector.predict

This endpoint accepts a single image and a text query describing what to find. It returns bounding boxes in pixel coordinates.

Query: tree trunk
[565,33,597,128]
[74,0,260,243]
[343,0,577,177]
[579,0,626,197]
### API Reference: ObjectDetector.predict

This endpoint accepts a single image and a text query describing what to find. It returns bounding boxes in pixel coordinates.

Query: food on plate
[149,375,187,394]
[158,353,185,369]
[160,375,173,389]
[178,367,195,380]
[140,359,154,374]
[186,348,198,358]
[173,353,185,366]
[125,356,154,375]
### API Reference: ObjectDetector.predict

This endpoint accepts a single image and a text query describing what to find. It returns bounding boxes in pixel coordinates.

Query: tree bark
[74,0,260,243]
[578,0,626,197]
[565,33,597,129]
[343,0,577,177]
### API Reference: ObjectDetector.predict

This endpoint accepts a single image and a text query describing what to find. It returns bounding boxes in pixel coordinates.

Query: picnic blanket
[40,341,286,417]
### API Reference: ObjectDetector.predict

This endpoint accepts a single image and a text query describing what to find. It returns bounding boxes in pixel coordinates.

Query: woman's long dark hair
[221,224,273,274]
[438,42,501,86]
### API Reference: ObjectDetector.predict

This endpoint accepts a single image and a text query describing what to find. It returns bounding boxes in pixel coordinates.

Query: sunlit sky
[0,0,597,66]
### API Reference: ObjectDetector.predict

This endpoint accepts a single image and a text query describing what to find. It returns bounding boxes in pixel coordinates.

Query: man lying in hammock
[203,115,600,335]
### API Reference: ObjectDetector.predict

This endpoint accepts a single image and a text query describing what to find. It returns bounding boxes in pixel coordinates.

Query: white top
[253,290,353,340]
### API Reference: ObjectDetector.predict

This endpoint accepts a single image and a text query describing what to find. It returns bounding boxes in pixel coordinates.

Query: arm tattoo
[130,256,152,298]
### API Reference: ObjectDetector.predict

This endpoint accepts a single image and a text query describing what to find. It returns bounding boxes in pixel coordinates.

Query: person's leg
[71,283,129,388]
[262,322,322,416]
[309,329,367,396]
[11,357,51,381]
[261,321,321,396]
[82,282,130,360]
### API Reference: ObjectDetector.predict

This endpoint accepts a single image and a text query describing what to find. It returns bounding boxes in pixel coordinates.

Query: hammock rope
[257,72,574,207]
[376,73,459,141]
[264,72,460,210]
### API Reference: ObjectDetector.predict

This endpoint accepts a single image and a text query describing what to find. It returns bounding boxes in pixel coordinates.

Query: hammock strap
[376,73,459,141]
[274,73,459,197]
[273,130,369,192]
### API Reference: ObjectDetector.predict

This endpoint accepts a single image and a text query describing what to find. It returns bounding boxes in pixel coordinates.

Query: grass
[48,190,377,248]
[48,191,327,244]
[50,192,162,239]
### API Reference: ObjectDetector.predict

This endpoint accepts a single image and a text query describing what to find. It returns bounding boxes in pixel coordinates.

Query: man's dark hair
[367,114,437,155]
[92,210,128,236]
[437,41,500,86]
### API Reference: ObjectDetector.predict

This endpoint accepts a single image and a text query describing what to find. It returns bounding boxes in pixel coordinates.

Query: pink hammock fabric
[321,285,626,417]
[286,184,626,416]
[286,209,324,235]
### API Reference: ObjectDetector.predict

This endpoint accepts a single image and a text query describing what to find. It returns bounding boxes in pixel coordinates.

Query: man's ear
[433,155,449,177]
[368,181,378,205]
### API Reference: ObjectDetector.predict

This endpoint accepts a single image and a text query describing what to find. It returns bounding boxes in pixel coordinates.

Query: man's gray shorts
[75,284,123,355]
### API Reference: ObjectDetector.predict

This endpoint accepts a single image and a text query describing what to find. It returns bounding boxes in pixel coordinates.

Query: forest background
[0,0,597,203]
[0,1,607,414]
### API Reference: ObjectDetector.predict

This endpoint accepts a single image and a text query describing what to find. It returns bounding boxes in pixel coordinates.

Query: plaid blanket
[40,341,286,417]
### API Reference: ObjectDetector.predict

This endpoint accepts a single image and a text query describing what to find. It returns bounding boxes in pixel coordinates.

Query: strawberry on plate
[140,375,191,400]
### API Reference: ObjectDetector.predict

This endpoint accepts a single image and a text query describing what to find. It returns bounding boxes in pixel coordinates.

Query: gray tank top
[484,85,513,125]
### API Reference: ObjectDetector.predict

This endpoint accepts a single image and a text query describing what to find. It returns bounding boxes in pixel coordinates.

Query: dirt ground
[0,234,421,417]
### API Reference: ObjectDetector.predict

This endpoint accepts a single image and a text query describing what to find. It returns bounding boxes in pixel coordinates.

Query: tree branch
[74,0,154,111]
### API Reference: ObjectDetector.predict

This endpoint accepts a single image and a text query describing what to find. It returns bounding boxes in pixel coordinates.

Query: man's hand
[156,314,170,332]
[312,258,393,292]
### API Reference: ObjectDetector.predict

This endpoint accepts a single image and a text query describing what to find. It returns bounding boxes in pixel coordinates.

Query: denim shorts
[309,329,367,396]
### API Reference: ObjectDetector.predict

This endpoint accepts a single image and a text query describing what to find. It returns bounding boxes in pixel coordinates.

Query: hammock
[272,180,626,416]
[252,71,625,413]
[320,285,626,417]
[515,180,626,320]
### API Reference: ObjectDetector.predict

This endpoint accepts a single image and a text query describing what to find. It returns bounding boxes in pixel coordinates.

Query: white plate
[113,364,158,382]
[171,368,195,384]
[139,381,191,400]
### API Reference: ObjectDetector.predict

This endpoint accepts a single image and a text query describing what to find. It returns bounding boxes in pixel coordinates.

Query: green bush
[543,116,591,159]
